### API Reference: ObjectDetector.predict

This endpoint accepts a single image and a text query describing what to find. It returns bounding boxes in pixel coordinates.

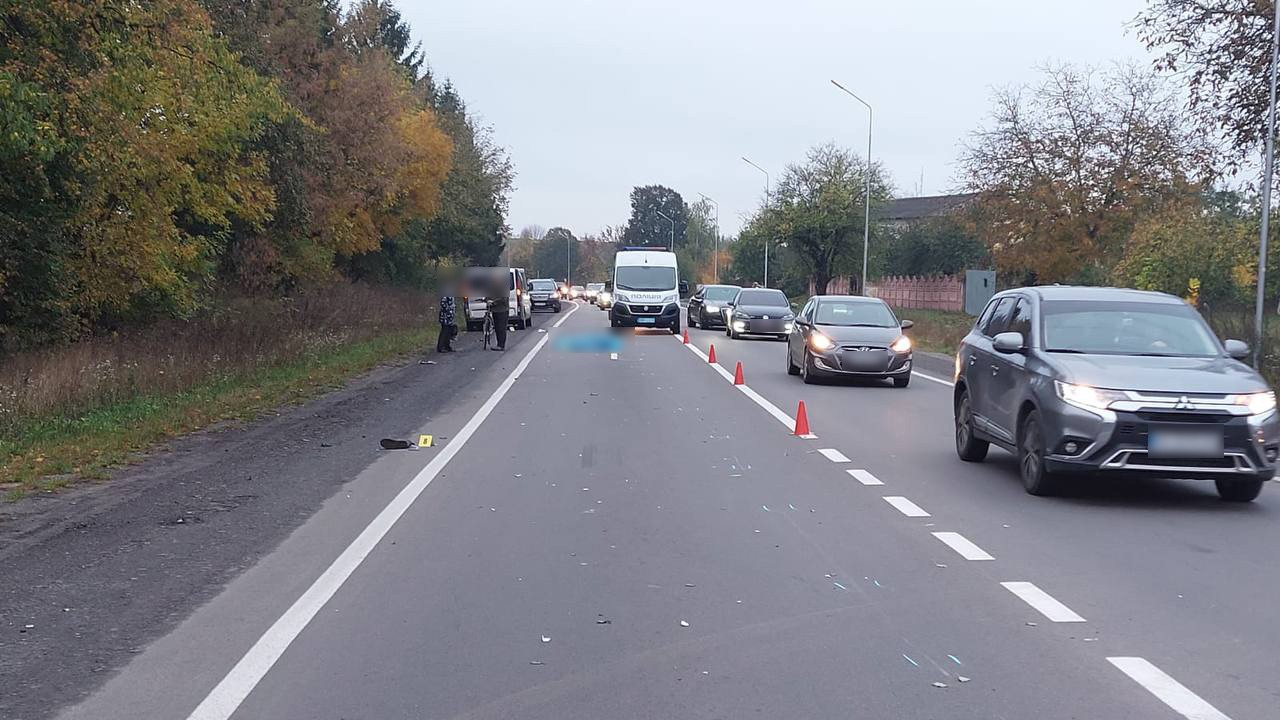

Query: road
[52,301,1280,720]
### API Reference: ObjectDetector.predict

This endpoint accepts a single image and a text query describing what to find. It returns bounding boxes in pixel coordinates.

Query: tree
[879,213,989,277]
[1137,0,1272,170]
[764,143,893,294]
[623,185,688,249]
[533,227,578,280]
[961,63,1211,283]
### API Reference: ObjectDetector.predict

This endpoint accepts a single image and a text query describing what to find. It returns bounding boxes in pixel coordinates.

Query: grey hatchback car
[953,286,1278,501]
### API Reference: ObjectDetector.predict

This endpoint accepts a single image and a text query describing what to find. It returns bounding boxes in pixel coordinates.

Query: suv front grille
[1135,411,1231,424]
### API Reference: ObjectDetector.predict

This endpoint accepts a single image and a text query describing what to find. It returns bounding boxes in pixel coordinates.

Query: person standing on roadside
[437,291,457,353]
[488,290,509,351]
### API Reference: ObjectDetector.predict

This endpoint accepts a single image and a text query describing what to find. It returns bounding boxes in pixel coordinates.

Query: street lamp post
[831,80,873,296]
[742,157,771,287]
[566,232,572,286]
[656,209,675,250]
[1258,1,1280,368]
[698,193,720,283]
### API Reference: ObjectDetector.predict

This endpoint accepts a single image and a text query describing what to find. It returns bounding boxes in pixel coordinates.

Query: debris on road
[541,636,551,643]
[684,583,696,588]
[932,682,948,689]
[529,661,544,666]
[1025,622,1038,627]
[379,438,415,450]
[947,655,962,665]
[958,676,971,683]
[679,620,690,628]
[902,654,919,667]
[833,582,848,591]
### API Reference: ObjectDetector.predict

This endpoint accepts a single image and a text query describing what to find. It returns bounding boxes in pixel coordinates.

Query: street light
[831,79,873,296]
[656,209,675,250]
[1258,1,1280,368]
[698,192,720,283]
[742,157,771,287]
[565,231,572,286]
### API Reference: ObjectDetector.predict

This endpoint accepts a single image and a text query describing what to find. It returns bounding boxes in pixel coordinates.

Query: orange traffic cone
[708,344,717,364]
[793,401,811,436]
[733,361,745,385]
[682,328,689,344]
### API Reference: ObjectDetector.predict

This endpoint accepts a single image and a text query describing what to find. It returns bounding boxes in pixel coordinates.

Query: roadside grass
[0,283,438,500]
[899,308,974,356]
[1,326,434,500]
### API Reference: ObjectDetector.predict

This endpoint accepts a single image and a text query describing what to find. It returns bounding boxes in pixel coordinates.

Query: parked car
[687,284,742,329]
[787,296,913,387]
[724,288,794,340]
[529,278,562,313]
[953,286,1278,501]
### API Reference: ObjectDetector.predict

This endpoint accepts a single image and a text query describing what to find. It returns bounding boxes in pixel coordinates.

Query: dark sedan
[725,288,795,339]
[687,284,741,329]
[787,296,914,387]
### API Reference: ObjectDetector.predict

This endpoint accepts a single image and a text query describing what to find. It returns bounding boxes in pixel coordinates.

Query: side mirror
[992,331,1025,354]
[605,281,613,291]
[1224,339,1250,360]
[678,280,690,295]
[900,319,914,330]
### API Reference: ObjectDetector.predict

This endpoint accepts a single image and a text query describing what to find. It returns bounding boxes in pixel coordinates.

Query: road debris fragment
[679,620,690,628]
[902,654,919,667]
[932,681,948,689]
[958,676,971,683]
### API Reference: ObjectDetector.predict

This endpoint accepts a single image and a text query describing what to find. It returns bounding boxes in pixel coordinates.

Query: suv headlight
[1230,391,1277,415]
[1054,381,1127,411]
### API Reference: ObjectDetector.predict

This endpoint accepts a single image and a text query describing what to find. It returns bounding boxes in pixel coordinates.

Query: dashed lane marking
[931,531,994,561]
[1000,581,1086,623]
[1106,657,1231,720]
[883,496,931,518]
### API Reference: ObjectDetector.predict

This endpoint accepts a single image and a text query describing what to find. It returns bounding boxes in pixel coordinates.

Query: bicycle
[482,307,495,350]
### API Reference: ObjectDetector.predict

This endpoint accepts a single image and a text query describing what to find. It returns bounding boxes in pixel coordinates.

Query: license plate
[637,317,656,325]
[1148,427,1224,459]
[841,350,888,372]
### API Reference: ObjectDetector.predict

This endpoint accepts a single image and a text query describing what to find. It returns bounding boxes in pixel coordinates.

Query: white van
[608,248,688,334]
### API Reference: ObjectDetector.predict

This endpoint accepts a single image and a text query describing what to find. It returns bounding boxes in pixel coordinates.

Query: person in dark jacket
[437,293,457,352]
[488,293,508,351]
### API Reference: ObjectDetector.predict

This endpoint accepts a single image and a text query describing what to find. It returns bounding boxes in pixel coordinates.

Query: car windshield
[615,266,676,291]
[530,280,555,291]
[587,283,604,291]
[703,286,740,302]
[814,300,897,327]
[1041,300,1220,357]
[736,290,788,307]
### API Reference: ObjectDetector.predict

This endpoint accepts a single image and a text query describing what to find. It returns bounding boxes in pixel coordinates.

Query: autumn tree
[623,186,688,249]
[1138,0,1274,170]
[961,64,1211,283]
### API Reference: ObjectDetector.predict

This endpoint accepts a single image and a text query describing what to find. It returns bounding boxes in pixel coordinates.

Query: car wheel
[1018,411,1058,496]
[787,346,800,375]
[954,389,989,462]
[1216,477,1266,502]
[670,321,681,335]
[893,374,910,388]
[801,353,818,384]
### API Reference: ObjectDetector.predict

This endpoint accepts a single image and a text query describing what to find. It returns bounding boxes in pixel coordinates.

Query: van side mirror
[678,280,690,295]
[1224,339,1250,360]
[900,319,914,330]
[992,331,1025,353]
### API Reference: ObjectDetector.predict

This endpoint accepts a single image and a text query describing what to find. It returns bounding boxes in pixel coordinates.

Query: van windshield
[616,266,677,291]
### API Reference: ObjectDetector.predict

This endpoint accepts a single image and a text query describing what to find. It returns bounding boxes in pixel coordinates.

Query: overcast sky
[399,0,1151,236]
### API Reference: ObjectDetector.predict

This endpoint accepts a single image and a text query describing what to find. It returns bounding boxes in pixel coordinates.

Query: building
[877,193,978,230]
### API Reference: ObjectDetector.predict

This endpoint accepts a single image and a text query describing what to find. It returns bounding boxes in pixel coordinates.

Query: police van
[608,248,688,334]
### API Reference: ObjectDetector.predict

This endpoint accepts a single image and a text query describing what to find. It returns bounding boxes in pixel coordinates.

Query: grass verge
[900,309,974,356]
[1,326,435,501]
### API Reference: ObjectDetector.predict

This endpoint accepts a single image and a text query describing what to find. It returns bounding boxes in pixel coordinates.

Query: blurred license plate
[1148,427,1223,459]
[637,317,656,324]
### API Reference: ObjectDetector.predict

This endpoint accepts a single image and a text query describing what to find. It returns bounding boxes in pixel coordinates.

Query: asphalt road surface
[49,301,1280,719]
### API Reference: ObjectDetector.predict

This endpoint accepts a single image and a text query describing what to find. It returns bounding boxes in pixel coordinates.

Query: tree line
[0,0,512,349]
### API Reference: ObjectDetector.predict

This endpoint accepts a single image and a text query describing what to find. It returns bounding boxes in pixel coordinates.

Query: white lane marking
[1000,581,1086,623]
[848,469,883,486]
[912,370,954,387]
[883,496,930,518]
[552,305,578,328]
[737,385,798,430]
[709,362,735,383]
[817,448,851,463]
[683,342,709,362]
[931,531,994,561]
[798,433,818,439]
[609,352,618,360]
[185,306,575,720]
[1107,657,1232,720]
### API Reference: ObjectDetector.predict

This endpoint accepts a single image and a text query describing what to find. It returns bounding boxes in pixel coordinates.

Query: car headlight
[705,303,720,312]
[809,333,835,351]
[615,292,629,303]
[1054,381,1127,411]
[1230,391,1277,415]
[890,335,912,353]
[599,292,611,301]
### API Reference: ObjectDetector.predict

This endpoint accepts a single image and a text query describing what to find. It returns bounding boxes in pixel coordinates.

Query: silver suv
[953,286,1278,501]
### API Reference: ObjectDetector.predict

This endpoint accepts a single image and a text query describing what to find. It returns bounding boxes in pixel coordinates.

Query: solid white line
[931,531,994,561]
[737,385,798,430]
[683,342,709,362]
[185,306,575,720]
[817,448,851,463]
[709,362,735,383]
[883,496,930,518]
[1107,657,1231,720]
[848,469,883,485]
[1000,581,1086,623]
[912,371,954,387]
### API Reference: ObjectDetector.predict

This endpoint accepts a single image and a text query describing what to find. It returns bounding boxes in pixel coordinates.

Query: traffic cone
[708,344,717,364]
[793,401,811,436]
[733,361,745,385]
[682,328,689,344]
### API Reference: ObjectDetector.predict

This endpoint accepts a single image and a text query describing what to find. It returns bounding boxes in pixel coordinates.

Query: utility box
[964,270,996,316]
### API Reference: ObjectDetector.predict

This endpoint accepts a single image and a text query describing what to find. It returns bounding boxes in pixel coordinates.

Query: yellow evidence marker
[418,434,433,448]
